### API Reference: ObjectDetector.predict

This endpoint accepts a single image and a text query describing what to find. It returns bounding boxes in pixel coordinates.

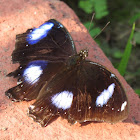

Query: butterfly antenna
[93,21,110,39]
[84,13,95,51]
[88,13,95,32]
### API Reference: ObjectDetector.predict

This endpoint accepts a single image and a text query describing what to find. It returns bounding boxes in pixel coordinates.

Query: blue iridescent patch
[26,22,54,45]
[26,60,48,68]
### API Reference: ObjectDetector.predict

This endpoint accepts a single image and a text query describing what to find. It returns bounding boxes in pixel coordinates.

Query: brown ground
[0,0,139,140]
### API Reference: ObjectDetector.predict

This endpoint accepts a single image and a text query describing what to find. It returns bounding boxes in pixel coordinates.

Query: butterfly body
[6,19,128,127]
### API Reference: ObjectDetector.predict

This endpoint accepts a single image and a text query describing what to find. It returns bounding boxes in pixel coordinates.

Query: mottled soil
[0,0,139,140]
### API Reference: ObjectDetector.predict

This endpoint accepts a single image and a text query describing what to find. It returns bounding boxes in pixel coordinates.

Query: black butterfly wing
[6,61,64,101]
[6,19,76,101]
[12,19,76,64]
[28,60,128,126]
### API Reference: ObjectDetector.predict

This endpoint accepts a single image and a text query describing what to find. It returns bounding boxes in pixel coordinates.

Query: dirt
[0,0,139,140]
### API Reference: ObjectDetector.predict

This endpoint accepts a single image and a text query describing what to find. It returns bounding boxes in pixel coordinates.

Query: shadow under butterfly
[5,19,129,127]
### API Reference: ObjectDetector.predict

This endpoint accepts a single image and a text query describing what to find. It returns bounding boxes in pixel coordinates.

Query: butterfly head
[79,49,88,60]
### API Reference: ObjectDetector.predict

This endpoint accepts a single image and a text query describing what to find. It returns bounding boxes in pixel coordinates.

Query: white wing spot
[121,101,127,111]
[30,105,35,110]
[96,83,115,107]
[110,73,115,78]
[23,65,43,84]
[51,91,73,110]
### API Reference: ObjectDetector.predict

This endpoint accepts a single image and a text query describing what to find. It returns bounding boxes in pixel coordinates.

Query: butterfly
[5,19,129,127]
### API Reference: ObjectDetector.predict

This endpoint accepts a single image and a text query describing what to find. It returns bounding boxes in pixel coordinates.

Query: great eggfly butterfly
[5,19,128,127]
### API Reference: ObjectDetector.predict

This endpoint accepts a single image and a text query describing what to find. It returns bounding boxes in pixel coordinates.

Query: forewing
[68,61,129,124]
[12,19,76,64]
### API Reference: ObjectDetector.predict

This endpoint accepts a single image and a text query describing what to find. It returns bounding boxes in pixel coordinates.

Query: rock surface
[0,0,139,140]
